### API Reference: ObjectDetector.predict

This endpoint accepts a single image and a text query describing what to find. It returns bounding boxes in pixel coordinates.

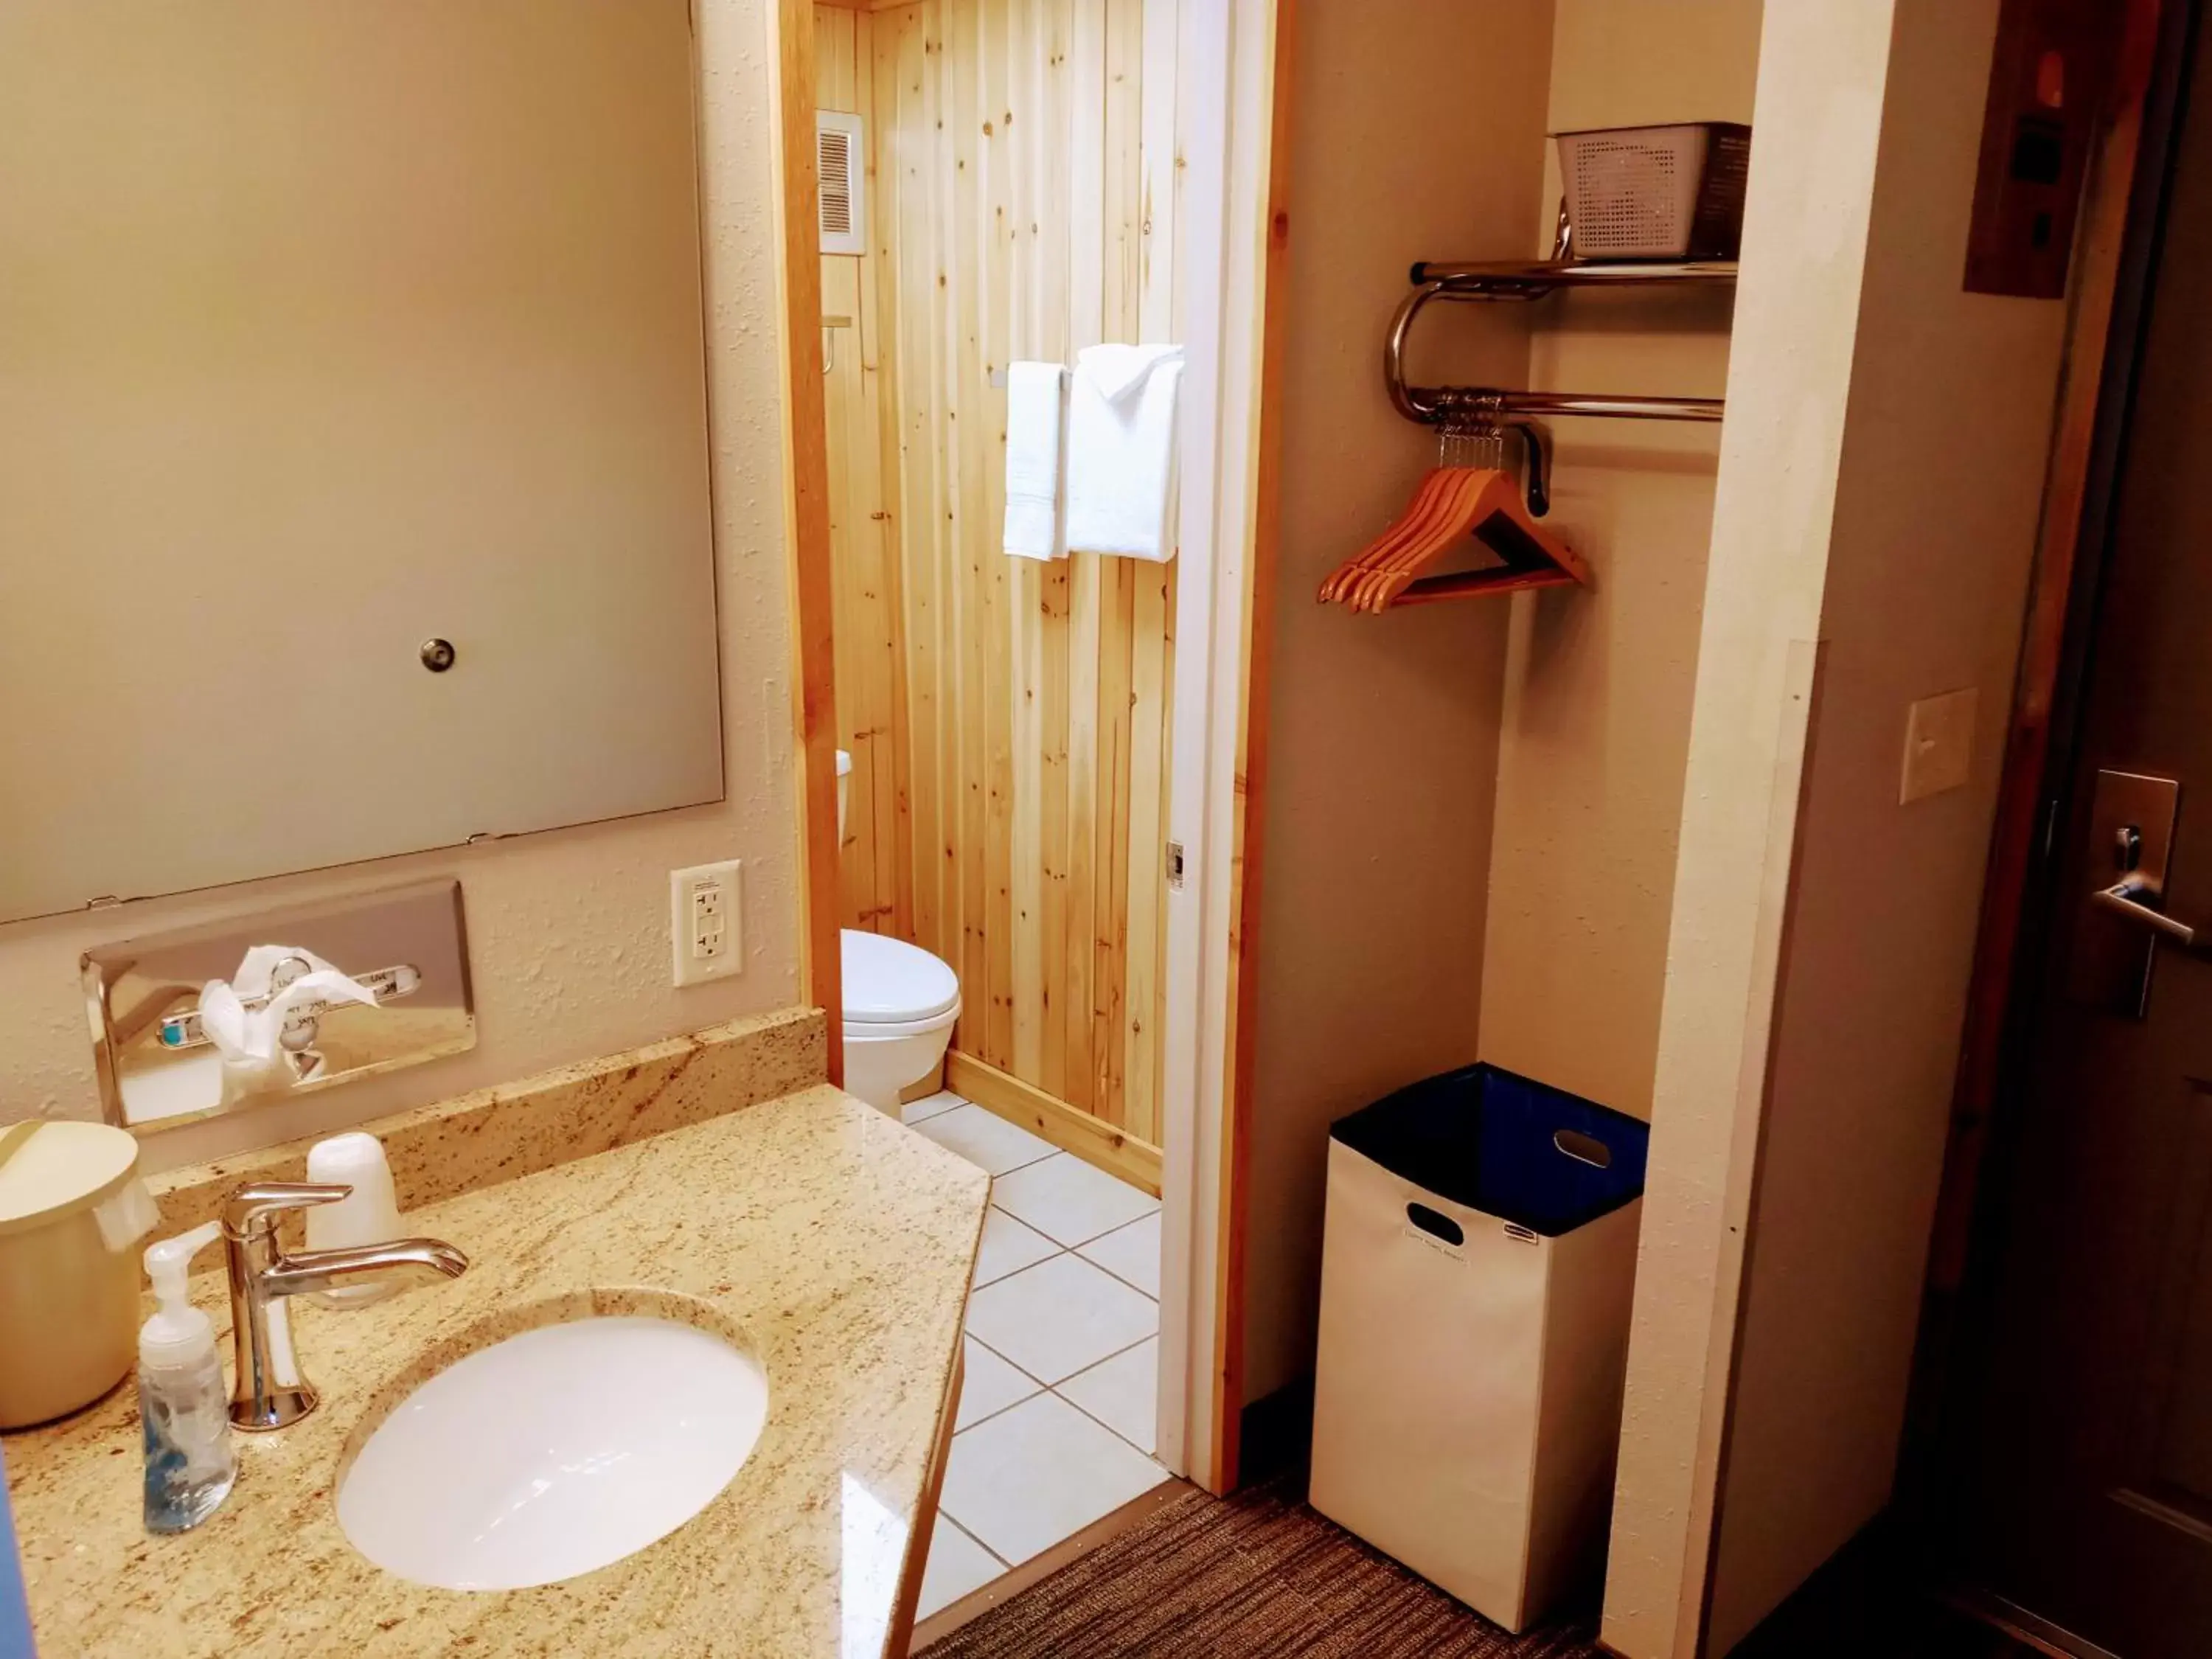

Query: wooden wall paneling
[928,0,958,996]
[818,4,911,936]
[950,1050,1166,1195]
[947,0,989,1065]
[816,9,861,931]
[1085,0,1142,1132]
[853,0,1178,1148]
[865,32,917,945]
[1097,565,1135,1128]
[1007,0,1048,1087]
[823,248,872,930]
[1061,0,1107,1117]
[818,6,856,97]
[884,4,945,956]
[981,0,1018,1070]
[1036,0,1076,1106]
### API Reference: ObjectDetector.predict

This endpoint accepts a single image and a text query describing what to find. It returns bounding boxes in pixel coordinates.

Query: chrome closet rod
[1408,257,1739,288]
[1460,389,1724,423]
[1385,277,1727,427]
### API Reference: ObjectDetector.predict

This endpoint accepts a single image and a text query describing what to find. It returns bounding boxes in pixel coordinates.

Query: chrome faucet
[220,1181,469,1431]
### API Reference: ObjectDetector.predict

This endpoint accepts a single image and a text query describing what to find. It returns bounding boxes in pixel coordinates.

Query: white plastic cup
[304,1133,403,1307]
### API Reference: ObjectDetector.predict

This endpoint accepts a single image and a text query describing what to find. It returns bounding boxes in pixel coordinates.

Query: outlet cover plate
[1901,687,1979,805]
[669,860,742,987]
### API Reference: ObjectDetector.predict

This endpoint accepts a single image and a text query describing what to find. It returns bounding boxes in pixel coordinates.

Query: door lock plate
[2069,769,2182,1017]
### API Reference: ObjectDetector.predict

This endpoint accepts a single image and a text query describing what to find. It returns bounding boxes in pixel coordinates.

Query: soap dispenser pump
[139,1222,237,1533]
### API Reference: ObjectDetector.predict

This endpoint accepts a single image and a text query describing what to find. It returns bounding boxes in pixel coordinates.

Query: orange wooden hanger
[1317,467,1461,605]
[1346,467,1492,611]
[1320,462,1587,613]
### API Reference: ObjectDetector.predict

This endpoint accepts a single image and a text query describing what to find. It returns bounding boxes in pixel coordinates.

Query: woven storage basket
[1556,121,1750,260]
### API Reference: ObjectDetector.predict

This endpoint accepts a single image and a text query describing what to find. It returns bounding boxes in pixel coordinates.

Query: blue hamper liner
[1330,1060,1649,1235]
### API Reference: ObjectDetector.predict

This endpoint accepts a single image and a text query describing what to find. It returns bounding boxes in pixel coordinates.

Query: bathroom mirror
[0,0,723,923]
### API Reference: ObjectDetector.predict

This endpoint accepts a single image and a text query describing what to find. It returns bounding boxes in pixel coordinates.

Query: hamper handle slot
[1554,1128,1613,1169]
[1405,1203,1464,1247]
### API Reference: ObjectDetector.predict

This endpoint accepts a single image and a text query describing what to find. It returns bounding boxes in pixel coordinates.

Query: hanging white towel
[1003,361,1068,560]
[1065,343,1183,562]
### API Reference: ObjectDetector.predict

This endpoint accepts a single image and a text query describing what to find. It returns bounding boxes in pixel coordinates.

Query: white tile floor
[903,1090,1171,1623]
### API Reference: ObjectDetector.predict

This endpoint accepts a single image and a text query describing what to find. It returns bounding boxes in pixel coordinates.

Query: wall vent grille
[816,111,863,255]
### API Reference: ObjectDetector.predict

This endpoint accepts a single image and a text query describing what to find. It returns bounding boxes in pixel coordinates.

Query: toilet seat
[841,931,959,1026]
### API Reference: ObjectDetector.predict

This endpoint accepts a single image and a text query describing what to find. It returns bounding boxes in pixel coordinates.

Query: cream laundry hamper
[1309,1062,1649,1634]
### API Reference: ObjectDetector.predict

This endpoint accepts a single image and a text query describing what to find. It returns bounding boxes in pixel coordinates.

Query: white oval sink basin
[337,1315,768,1591]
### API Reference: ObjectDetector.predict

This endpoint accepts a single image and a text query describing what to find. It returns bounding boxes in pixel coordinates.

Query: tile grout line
[1052,1329,1158,1382]
[952,1332,1051,1438]
[1067,1242,1161,1302]
[939,1512,1013,1571]
[1077,1211,1161,1248]
[990,1206,1164,1254]
[956,1324,1159,1435]
[972,1208,1158,1292]
[959,1326,1164,1459]
[970,1235,1068,1293]
[964,1328,1057,1394]
[1044,1345,1168,1460]
[1048,1376,1166,1467]
[987,1147,1062,1179]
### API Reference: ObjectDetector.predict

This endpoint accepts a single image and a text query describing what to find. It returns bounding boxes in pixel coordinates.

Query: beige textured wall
[1242,0,1553,1405]
[0,0,807,1175]
[1604,1,2069,1652]
[1703,0,2065,1642]
[1476,0,1763,1120]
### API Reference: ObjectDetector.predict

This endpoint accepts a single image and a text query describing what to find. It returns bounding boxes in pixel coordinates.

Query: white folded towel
[1003,361,1068,560]
[1065,343,1183,562]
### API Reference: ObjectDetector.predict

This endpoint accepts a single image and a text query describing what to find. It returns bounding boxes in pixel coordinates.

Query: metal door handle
[2093,876,2199,947]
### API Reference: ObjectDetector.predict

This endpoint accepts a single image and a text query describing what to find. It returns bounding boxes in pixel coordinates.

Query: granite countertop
[4,1083,989,1658]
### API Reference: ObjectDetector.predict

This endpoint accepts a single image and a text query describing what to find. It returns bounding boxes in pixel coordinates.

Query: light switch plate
[1900,687,1980,804]
[670,860,742,987]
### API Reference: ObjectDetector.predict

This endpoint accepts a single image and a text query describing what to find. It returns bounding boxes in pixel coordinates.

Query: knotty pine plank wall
[818,10,912,939]
[816,0,1180,1147]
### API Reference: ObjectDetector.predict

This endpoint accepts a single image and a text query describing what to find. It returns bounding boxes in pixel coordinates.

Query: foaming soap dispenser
[139,1222,236,1533]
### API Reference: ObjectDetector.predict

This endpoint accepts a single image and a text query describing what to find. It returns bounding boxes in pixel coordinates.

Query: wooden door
[1955,30,2212,1654]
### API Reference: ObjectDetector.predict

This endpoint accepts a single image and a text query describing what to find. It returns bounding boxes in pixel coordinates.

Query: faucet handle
[223,1180,352,1239]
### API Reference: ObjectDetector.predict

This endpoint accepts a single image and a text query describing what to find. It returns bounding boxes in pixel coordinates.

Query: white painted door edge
[1156,0,1276,1490]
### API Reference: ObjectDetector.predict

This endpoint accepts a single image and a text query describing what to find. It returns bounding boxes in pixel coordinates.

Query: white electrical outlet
[669,860,743,987]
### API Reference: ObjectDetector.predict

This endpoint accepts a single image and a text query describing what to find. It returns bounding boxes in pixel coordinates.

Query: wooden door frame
[767,0,845,1085]
[1905,0,2185,1568]
[762,0,1290,1494]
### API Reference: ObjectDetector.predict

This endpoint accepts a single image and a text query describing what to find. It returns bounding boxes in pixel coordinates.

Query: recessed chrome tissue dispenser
[82,881,475,1134]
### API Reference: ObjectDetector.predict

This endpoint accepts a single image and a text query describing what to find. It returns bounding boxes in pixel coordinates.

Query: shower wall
[817,0,1181,1150]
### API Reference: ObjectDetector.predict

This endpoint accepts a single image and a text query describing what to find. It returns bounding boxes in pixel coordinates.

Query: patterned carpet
[916,1478,1601,1659]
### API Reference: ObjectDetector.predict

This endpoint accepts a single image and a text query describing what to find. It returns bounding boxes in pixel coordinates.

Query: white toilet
[836,751,961,1112]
